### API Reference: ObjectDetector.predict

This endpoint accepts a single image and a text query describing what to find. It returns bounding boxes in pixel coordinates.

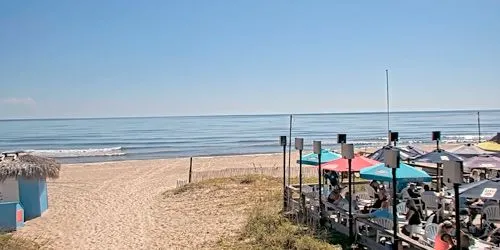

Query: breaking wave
[25,147,125,158]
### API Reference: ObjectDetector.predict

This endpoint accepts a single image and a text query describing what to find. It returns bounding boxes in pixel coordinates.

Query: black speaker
[280,136,287,146]
[432,131,441,141]
[337,134,347,144]
[390,132,399,142]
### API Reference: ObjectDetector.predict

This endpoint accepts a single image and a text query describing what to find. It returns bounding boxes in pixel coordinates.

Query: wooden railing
[285,184,433,250]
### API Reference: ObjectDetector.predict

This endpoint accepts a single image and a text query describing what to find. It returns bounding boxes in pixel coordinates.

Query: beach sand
[14,144,456,249]
[15,154,295,250]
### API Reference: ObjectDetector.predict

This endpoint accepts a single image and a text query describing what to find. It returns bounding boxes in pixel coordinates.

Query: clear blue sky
[1,1,499,118]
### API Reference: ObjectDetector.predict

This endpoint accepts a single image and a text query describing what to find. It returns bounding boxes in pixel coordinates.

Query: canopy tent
[448,144,492,158]
[297,149,341,166]
[463,155,500,172]
[321,155,380,172]
[359,162,432,182]
[459,178,500,200]
[0,153,61,181]
[413,149,463,164]
[368,145,417,162]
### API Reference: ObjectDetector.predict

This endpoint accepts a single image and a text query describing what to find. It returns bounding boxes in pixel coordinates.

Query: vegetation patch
[0,233,40,250]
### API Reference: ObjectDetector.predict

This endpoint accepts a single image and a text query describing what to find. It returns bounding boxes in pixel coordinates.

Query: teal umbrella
[360,162,432,182]
[297,149,341,166]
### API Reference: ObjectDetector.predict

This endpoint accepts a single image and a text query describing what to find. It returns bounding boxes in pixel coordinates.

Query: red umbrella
[321,155,381,172]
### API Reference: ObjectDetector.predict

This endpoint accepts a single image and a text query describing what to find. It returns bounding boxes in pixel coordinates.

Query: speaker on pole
[337,134,347,144]
[432,131,441,141]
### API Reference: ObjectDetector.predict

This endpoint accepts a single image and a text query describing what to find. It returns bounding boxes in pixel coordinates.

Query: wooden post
[188,157,193,183]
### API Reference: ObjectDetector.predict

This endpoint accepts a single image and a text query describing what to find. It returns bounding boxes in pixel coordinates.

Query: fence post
[189,157,193,183]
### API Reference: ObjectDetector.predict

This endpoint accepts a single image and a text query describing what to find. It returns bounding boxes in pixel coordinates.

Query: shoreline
[62,142,462,166]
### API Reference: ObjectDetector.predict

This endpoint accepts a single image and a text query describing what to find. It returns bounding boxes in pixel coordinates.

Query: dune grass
[0,233,40,250]
[168,175,345,250]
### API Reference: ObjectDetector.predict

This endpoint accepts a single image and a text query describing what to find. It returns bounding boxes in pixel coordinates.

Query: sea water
[0,110,499,163]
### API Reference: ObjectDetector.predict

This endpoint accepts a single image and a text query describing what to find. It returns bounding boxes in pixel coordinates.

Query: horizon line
[1,108,499,121]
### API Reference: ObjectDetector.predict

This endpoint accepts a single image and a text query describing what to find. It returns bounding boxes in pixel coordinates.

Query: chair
[373,217,394,243]
[423,223,438,246]
[365,185,376,199]
[425,214,435,226]
[356,192,373,207]
[421,194,439,217]
[483,205,500,225]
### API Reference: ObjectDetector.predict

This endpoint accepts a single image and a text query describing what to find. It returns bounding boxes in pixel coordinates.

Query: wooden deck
[284,184,433,250]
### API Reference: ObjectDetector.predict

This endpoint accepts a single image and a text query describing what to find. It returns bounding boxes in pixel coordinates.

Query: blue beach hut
[0,153,60,231]
[297,149,341,166]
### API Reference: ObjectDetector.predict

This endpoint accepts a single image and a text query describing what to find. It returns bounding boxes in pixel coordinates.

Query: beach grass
[0,233,40,250]
[169,175,344,250]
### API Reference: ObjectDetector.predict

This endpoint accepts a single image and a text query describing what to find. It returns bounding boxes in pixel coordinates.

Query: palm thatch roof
[0,152,61,181]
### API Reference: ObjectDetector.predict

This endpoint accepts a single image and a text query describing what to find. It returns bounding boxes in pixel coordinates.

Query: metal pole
[386,69,390,145]
[283,144,287,210]
[478,112,481,143]
[392,167,399,250]
[437,163,442,192]
[454,183,461,249]
[288,115,292,185]
[318,153,323,220]
[348,158,353,242]
[299,150,303,198]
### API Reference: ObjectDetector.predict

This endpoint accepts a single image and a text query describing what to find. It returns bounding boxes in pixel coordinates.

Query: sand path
[15,154,285,249]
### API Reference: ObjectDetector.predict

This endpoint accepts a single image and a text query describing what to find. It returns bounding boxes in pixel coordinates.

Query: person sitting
[434,221,455,250]
[422,184,435,195]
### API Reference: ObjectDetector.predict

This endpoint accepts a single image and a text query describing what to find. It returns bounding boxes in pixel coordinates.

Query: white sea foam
[26,147,125,158]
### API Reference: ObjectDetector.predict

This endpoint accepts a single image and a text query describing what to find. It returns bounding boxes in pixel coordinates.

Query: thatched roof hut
[0,152,61,181]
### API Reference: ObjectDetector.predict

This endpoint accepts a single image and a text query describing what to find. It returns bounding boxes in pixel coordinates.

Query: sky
[1,1,500,118]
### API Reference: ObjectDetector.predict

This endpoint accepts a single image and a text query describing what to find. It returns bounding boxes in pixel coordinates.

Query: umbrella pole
[454,183,461,249]
[348,158,353,243]
[437,163,442,192]
[318,153,324,226]
[392,167,399,250]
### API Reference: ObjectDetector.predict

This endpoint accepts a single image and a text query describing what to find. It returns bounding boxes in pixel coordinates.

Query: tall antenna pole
[288,115,292,185]
[477,111,481,143]
[386,69,390,145]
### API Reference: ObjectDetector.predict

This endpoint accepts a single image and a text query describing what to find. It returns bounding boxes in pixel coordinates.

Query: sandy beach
[14,153,296,249]
[13,144,457,249]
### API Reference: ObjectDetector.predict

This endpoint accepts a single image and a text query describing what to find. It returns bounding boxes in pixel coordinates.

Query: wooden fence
[190,166,319,183]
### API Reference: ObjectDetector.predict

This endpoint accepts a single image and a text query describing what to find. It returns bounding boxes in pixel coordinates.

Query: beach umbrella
[322,155,381,172]
[448,143,492,158]
[478,142,500,152]
[413,149,463,164]
[368,145,417,162]
[297,149,341,166]
[360,162,432,182]
[463,155,500,172]
[458,178,500,200]
[0,153,61,181]
[478,133,500,152]
[403,145,428,157]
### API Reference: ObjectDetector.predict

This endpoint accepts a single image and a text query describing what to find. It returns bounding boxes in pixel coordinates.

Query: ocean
[0,110,499,163]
